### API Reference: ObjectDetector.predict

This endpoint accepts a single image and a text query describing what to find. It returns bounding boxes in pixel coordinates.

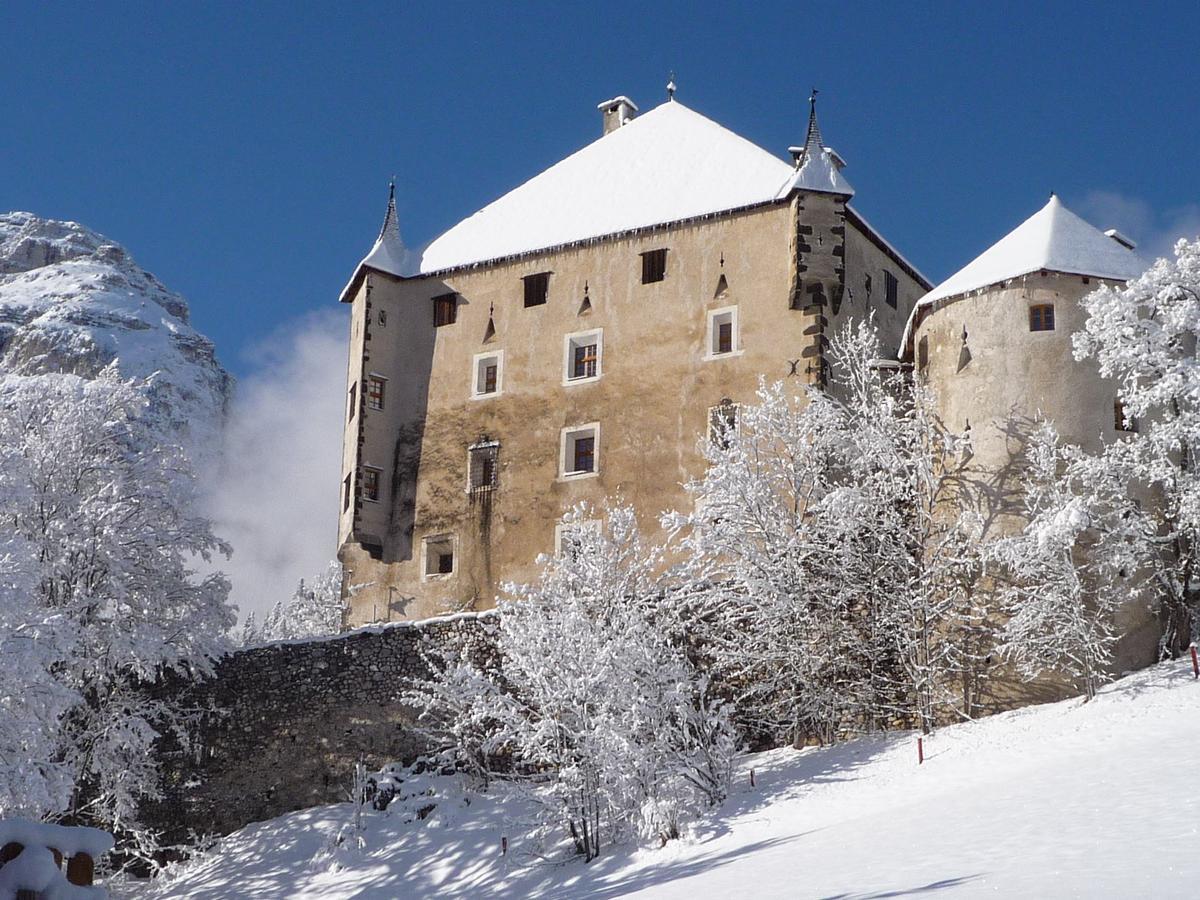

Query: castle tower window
[1029,303,1055,332]
[468,441,500,491]
[564,329,603,384]
[523,272,551,307]
[555,518,602,557]
[348,382,357,422]
[918,336,929,374]
[342,474,352,512]
[1114,398,1138,433]
[471,350,504,398]
[560,423,600,478]
[884,271,898,309]
[641,248,668,284]
[362,467,381,502]
[708,399,740,449]
[433,293,458,327]
[422,534,456,578]
[367,375,386,410]
[706,307,739,358]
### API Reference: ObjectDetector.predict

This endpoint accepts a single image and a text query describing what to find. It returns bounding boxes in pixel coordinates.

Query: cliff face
[0,211,233,463]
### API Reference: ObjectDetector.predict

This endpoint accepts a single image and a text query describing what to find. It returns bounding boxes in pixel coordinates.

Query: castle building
[336,93,929,625]
[903,194,1157,671]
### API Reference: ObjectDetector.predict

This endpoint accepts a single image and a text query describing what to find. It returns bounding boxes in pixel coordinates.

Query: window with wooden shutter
[641,248,668,284]
[523,272,550,307]
[433,293,457,327]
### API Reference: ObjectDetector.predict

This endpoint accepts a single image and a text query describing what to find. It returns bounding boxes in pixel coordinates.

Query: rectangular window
[367,376,386,410]
[884,271,898,309]
[707,307,738,358]
[555,519,602,558]
[564,330,603,383]
[362,467,381,502]
[422,534,456,578]
[468,442,499,491]
[433,293,457,327]
[708,400,739,449]
[641,248,668,284]
[343,474,352,512]
[1114,398,1138,433]
[561,423,600,478]
[472,351,504,398]
[1029,304,1055,332]
[348,383,357,423]
[523,272,550,307]
[918,336,929,374]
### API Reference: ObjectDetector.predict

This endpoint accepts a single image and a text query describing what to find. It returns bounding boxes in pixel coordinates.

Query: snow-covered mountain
[0,211,232,462]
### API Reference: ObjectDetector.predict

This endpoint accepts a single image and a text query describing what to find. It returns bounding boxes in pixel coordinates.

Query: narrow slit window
[1029,304,1055,332]
[348,383,357,422]
[523,272,550,307]
[343,474,352,512]
[641,248,668,284]
[433,293,457,327]
[884,271,898,309]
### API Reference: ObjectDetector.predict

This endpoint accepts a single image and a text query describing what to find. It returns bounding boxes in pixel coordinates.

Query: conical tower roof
[338,183,417,302]
[775,91,854,199]
[922,195,1145,305]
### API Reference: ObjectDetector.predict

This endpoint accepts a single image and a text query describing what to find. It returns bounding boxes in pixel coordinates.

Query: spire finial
[667,70,677,101]
[804,87,823,154]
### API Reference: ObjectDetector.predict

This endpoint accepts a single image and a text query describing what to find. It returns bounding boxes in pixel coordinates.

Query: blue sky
[3,1,1198,377]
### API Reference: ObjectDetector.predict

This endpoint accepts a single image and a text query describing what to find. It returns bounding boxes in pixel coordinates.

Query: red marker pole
[1190,644,1198,680]
[917,737,924,765]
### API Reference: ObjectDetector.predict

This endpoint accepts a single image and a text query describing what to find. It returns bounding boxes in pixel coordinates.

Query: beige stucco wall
[338,196,925,625]
[915,271,1161,676]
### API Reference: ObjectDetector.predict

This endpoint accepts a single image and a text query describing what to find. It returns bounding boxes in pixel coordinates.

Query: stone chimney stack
[597,96,638,135]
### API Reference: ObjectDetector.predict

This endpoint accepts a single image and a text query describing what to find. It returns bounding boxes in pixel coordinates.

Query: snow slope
[0,212,232,464]
[134,658,1200,899]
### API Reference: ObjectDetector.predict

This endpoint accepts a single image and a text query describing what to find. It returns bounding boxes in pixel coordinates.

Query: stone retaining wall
[142,610,497,844]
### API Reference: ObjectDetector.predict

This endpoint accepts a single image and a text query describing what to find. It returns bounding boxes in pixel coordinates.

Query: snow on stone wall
[141,611,498,844]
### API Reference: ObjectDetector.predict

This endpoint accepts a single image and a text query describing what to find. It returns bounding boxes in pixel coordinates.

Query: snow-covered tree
[668,319,988,740]
[0,369,235,856]
[1074,237,1200,654]
[410,505,734,861]
[988,422,1154,700]
[248,561,344,643]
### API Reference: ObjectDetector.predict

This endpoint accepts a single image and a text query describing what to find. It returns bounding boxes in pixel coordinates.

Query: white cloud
[205,309,347,623]
[1078,190,1200,263]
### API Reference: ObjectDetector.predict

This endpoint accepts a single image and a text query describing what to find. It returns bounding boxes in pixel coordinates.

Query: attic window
[641,249,668,284]
[524,272,550,307]
[884,271,898,309]
[433,293,457,327]
[1029,304,1055,332]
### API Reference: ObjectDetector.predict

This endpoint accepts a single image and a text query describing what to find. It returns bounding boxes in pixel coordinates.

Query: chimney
[597,96,638,135]
[1105,228,1137,251]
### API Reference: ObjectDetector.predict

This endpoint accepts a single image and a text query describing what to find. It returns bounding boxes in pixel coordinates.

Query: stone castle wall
[142,611,497,845]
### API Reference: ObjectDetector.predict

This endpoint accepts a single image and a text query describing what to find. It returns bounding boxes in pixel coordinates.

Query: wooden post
[1191,644,1198,679]
[918,737,924,765]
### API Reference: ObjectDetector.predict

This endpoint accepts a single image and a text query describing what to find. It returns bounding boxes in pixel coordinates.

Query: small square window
[348,382,357,423]
[706,307,738,358]
[367,376,386,410]
[468,442,499,491]
[523,272,550,307]
[709,399,739,449]
[433,293,457,327]
[564,330,603,383]
[641,248,668,284]
[1029,304,1055,332]
[362,467,381,502]
[422,535,456,578]
[472,351,504,398]
[561,423,600,478]
[884,271,898,309]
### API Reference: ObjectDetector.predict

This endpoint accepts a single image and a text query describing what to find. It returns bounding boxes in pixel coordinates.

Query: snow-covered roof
[340,99,905,300]
[899,195,1147,353]
[922,195,1145,305]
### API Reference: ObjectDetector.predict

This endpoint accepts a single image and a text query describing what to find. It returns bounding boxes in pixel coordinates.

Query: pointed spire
[803,88,823,161]
[776,88,854,199]
[377,179,398,242]
[360,179,413,277]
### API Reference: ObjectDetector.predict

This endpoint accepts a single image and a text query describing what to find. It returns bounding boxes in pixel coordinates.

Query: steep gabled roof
[922,195,1145,305]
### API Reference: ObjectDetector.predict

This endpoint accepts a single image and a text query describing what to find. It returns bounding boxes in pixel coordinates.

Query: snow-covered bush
[409,505,735,861]
[245,561,345,643]
[1074,236,1200,654]
[667,319,988,740]
[0,368,235,858]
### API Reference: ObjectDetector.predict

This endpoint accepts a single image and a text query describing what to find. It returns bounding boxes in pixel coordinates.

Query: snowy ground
[131,659,1200,899]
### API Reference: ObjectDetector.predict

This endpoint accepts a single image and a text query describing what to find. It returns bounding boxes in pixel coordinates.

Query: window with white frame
[422,534,456,578]
[563,329,603,384]
[555,518,602,557]
[468,440,499,491]
[560,423,599,478]
[471,351,503,398]
[706,306,738,358]
[367,375,386,410]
